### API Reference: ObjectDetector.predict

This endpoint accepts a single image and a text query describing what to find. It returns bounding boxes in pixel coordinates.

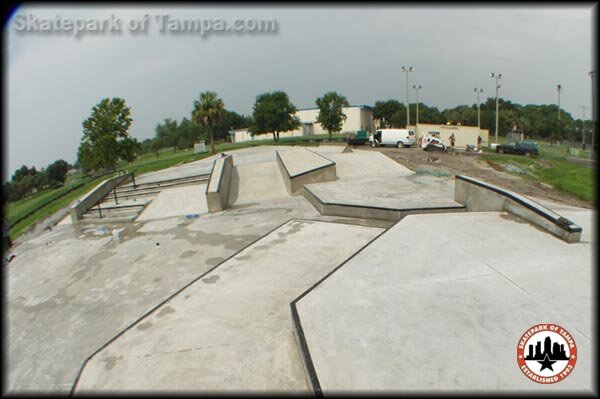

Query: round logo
[517,324,577,384]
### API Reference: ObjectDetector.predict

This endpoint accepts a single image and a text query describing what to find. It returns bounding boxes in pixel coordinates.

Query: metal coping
[118,173,210,190]
[455,175,582,233]
[205,157,219,195]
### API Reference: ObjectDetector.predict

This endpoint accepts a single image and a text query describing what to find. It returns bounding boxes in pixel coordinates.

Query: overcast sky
[5,5,594,178]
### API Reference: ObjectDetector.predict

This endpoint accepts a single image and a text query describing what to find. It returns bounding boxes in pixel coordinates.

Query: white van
[369,129,416,148]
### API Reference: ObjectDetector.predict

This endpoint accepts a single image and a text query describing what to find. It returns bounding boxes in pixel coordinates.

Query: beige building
[229,105,375,143]
[229,128,305,144]
[409,123,490,148]
[292,105,374,136]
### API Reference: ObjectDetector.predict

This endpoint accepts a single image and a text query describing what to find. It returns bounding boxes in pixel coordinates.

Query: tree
[11,165,38,183]
[77,98,134,172]
[315,92,350,140]
[155,118,179,153]
[373,100,403,127]
[119,137,142,163]
[46,159,70,183]
[212,110,252,141]
[192,91,225,154]
[249,91,300,141]
[172,118,202,149]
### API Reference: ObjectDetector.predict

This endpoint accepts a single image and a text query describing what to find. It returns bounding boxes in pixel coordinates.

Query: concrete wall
[70,173,134,223]
[276,150,336,196]
[411,123,489,148]
[206,155,234,212]
[454,175,582,243]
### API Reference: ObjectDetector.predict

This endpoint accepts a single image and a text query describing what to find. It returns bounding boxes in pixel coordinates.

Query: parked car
[346,130,369,145]
[496,140,539,156]
[369,129,416,148]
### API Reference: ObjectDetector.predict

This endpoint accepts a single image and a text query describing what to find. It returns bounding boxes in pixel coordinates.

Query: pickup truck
[496,140,539,156]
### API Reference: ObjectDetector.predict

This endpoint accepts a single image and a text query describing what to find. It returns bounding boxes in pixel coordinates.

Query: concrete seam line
[68,217,297,396]
[289,219,400,396]
[455,175,582,233]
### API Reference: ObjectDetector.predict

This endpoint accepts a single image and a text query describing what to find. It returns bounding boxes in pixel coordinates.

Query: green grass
[480,154,596,203]
[6,136,347,240]
[8,176,107,239]
[6,182,84,225]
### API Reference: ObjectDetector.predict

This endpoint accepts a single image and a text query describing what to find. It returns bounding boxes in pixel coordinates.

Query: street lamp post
[490,73,502,143]
[580,106,588,148]
[401,66,414,128]
[590,71,597,158]
[474,87,483,129]
[557,84,562,121]
[413,84,422,135]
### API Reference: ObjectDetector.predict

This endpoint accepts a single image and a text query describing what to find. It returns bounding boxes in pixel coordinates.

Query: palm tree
[192,91,225,155]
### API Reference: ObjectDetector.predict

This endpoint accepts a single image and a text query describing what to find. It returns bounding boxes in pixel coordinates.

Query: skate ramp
[276,148,336,195]
[136,184,209,221]
[293,211,593,393]
[304,174,465,221]
[228,161,288,205]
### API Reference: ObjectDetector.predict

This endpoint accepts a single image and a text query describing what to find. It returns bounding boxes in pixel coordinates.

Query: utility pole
[590,71,597,158]
[580,106,588,148]
[413,84,422,136]
[490,73,502,143]
[557,84,562,121]
[474,87,483,129]
[401,66,414,128]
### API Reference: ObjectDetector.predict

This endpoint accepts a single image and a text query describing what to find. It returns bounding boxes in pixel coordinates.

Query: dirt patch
[355,146,593,209]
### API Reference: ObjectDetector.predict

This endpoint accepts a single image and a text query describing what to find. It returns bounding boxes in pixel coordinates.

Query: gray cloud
[5,5,593,178]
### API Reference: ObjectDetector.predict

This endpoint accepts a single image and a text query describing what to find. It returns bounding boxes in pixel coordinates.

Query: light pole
[490,73,502,143]
[474,87,483,129]
[413,84,422,135]
[580,106,588,148]
[402,66,414,128]
[590,71,597,157]
[557,84,562,121]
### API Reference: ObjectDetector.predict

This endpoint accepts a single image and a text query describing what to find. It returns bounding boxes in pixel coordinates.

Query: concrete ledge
[206,155,234,212]
[276,148,336,195]
[455,175,582,243]
[70,173,133,223]
[303,185,465,221]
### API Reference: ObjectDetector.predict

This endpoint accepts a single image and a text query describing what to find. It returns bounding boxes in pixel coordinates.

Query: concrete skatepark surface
[295,211,593,392]
[5,144,595,395]
[73,220,383,393]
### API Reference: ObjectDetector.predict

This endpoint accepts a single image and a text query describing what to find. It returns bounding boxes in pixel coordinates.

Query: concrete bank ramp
[276,148,336,195]
[73,220,383,393]
[304,174,465,221]
[228,161,288,205]
[325,150,413,180]
[136,184,209,221]
[294,212,593,393]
